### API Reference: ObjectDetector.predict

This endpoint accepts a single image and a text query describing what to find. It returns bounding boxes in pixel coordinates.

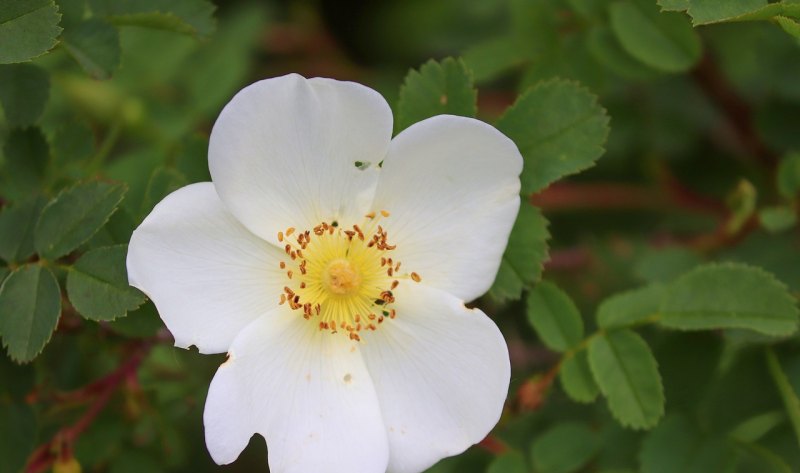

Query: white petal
[209,74,393,242]
[204,310,389,473]
[360,283,510,473]
[371,115,522,302]
[127,183,285,354]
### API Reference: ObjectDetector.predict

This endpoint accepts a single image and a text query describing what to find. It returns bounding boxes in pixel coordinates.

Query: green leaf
[140,167,187,218]
[658,0,689,11]
[687,0,768,24]
[1,127,50,199]
[531,423,599,473]
[588,329,664,429]
[487,452,527,473]
[0,63,49,126]
[0,0,62,63]
[106,301,162,338]
[0,265,61,363]
[66,245,145,321]
[765,349,800,448]
[52,120,95,165]
[640,415,735,473]
[396,58,477,132]
[496,78,610,193]
[776,15,800,38]
[461,36,527,84]
[34,180,127,260]
[660,263,799,336]
[587,26,660,81]
[0,402,36,473]
[89,0,216,36]
[597,284,665,329]
[0,195,45,263]
[488,204,550,302]
[609,0,702,72]
[777,152,800,200]
[177,3,266,116]
[687,0,775,25]
[527,281,584,352]
[634,247,702,284]
[61,19,121,79]
[559,350,599,403]
[759,206,797,233]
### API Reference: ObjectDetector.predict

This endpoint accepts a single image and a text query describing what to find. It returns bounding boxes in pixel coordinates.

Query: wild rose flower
[127,74,522,473]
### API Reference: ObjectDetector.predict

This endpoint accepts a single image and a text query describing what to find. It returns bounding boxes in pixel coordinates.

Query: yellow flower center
[277,211,421,341]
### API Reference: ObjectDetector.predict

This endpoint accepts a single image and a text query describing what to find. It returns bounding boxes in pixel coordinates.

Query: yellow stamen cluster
[277,211,421,341]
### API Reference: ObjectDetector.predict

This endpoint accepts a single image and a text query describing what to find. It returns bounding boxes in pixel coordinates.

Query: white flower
[127,74,522,473]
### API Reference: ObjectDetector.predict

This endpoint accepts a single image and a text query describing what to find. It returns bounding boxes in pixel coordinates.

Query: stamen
[275,212,419,341]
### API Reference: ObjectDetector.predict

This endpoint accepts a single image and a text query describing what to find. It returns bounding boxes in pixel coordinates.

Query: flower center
[277,211,421,341]
[323,259,361,295]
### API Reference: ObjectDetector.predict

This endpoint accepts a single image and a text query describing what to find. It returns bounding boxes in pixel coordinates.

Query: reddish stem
[25,343,151,473]
[691,53,777,167]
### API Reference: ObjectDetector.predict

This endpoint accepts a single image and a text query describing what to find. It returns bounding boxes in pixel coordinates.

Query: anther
[410,272,421,282]
[380,210,390,217]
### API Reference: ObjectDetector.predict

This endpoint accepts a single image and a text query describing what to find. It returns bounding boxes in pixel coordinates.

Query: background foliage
[1,0,800,472]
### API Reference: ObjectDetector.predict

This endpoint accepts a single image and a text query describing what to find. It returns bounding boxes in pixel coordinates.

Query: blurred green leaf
[730,411,786,443]
[0,402,36,473]
[66,244,145,321]
[640,415,735,473]
[610,0,702,72]
[61,18,121,79]
[660,263,799,336]
[396,57,477,132]
[140,167,187,218]
[55,0,86,27]
[589,329,664,429]
[89,0,216,36]
[35,180,127,259]
[527,281,584,352]
[726,179,757,235]
[178,3,267,117]
[559,350,600,403]
[488,204,550,303]
[634,247,702,284]
[462,36,527,84]
[587,26,661,81]
[52,120,95,165]
[1,127,49,199]
[106,300,162,338]
[759,206,797,233]
[487,451,527,473]
[777,152,800,199]
[109,450,166,473]
[0,0,62,64]
[496,78,610,194]
[597,284,665,329]
[766,349,800,448]
[0,352,35,399]
[531,422,599,473]
[0,264,60,363]
[0,195,45,264]
[0,63,49,126]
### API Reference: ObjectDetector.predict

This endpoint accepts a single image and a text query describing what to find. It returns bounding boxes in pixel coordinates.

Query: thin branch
[25,342,152,473]
[691,53,777,167]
